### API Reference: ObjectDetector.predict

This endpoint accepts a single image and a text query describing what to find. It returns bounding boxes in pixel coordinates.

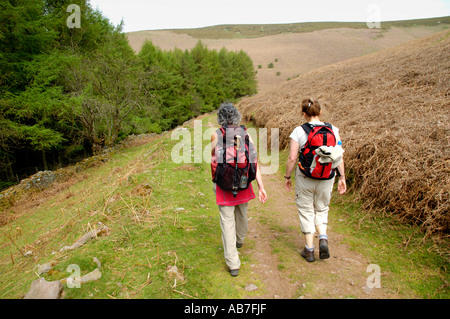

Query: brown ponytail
[301,98,321,117]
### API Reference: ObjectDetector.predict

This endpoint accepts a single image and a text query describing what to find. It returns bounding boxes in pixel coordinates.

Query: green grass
[165,17,450,39]
[0,114,261,299]
[0,113,448,299]
[330,194,449,298]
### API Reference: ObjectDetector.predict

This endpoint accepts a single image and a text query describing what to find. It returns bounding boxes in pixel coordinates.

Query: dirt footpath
[242,171,402,299]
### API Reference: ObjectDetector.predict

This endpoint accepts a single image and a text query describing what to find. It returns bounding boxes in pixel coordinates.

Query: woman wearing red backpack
[211,103,267,276]
[284,98,347,262]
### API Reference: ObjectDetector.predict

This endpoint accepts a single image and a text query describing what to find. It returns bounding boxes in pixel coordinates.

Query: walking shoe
[236,242,243,248]
[319,239,330,259]
[300,248,315,262]
[230,269,239,277]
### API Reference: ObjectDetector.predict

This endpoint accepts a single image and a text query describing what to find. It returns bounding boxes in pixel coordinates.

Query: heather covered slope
[238,30,450,240]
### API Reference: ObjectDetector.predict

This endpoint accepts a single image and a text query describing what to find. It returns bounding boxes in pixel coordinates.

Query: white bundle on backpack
[315,145,344,169]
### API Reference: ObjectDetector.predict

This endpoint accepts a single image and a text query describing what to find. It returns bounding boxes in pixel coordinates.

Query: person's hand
[285,178,292,191]
[258,187,267,204]
[338,177,347,195]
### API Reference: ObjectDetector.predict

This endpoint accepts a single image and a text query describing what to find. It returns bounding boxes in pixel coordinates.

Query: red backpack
[298,123,336,180]
[211,125,257,197]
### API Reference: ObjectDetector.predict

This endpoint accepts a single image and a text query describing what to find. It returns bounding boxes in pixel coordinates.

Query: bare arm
[336,159,347,195]
[285,139,300,191]
[211,132,218,155]
[248,134,267,204]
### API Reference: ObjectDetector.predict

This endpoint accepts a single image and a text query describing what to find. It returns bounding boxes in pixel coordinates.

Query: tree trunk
[5,154,14,181]
[91,136,105,155]
[58,154,62,169]
[41,150,48,171]
[106,115,121,147]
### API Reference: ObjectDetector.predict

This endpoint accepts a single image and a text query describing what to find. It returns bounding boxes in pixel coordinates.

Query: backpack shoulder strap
[301,123,314,136]
[323,123,336,137]
[217,127,226,152]
[220,124,228,135]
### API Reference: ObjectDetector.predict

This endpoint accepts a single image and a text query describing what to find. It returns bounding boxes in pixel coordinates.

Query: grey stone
[245,284,258,291]
[60,223,109,252]
[37,262,56,275]
[167,265,185,281]
[24,278,63,299]
[80,268,102,284]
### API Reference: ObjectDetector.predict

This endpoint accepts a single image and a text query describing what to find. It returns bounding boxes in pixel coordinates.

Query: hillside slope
[2,113,447,299]
[238,30,450,240]
[165,17,450,39]
[127,25,448,93]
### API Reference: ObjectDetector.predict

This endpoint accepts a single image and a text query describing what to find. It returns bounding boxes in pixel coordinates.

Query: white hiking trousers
[295,166,335,234]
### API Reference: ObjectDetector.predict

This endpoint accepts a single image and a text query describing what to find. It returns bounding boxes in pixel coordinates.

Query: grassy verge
[0,113,261,299]
[330,193,449,299]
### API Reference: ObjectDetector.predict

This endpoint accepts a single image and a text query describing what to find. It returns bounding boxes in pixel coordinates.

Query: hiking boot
[300,248,315,262]
[319,239,330,259]
[230,269,239,277]
[236,242,243,248]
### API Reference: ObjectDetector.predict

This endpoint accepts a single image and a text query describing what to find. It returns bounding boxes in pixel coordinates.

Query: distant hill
[164,16,450,39]
[126,17,449,93]
[238,30,450,239]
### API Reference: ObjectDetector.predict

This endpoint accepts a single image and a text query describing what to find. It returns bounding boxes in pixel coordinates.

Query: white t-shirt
[289,121,341,149]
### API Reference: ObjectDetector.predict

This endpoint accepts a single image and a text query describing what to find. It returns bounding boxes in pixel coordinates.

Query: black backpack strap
[302,122,335,138]
[301,123,313,136]
[300,123,314,152]
[323,123,336,139]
